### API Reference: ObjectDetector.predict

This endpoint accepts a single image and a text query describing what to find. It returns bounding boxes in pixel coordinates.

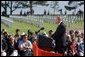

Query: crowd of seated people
[1,28,84,56]
[64,30,84,56]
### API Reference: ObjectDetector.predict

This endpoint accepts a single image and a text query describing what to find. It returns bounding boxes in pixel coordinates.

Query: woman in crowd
[66,30,78,56]
[77,32,84,56]
[1,34,7,56]
[6,35,18,56]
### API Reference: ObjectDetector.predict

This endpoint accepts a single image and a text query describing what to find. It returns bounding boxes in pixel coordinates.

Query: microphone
[35,27,45,34]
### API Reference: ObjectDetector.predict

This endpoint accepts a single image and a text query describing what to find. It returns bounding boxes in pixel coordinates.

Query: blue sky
[1,1,84,14]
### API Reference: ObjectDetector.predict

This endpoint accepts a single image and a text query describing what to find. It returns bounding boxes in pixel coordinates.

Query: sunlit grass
[1,18,84,35]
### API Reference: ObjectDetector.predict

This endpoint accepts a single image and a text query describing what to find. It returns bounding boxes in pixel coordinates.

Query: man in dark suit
[51,16,66,54]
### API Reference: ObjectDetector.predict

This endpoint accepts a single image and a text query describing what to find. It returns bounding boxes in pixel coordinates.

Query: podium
[32,42,63,56]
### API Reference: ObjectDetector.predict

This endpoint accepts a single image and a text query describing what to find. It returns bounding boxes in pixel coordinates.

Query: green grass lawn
[1,19,56,35]
[66,20,84,31]
[1,20,38,35]
[1,18,84,35]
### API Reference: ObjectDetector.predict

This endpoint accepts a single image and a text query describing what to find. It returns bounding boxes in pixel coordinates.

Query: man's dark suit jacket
[51,22,66,53]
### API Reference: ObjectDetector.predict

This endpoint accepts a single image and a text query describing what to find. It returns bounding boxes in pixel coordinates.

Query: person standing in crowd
[18,34,32,56]
[51,16,66,54]
[6,35,18,56]
[2,31,9,46]
[1,34,7,56]
[74,30,80,42]
[77,32,84,56]
[69,33,78,56]
[64,33,71,56]
[14,29,20,38]
[48,30,53,38]
[80,32,84,39]
[1,29,5,34]
[69,30,74,40]
[28,32,34,43]
[14,29,20,44]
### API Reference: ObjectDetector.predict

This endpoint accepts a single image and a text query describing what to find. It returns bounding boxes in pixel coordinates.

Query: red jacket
[70,40,77,55]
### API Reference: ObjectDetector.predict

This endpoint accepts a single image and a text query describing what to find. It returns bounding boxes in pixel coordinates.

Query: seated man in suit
[51,16,66,54]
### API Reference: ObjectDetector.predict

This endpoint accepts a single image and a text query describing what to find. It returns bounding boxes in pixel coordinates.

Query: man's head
[54,16,62,24]
[69,30,74,35]
[80,32,84,38]
[75,30,80,37]
[3,31,8,37]
[15,29,20,34]
[8,35,14,44]
[48,30,53,35]
[22,35,28,42]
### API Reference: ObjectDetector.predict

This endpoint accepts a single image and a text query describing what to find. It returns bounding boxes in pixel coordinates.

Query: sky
[1,1,84,15]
